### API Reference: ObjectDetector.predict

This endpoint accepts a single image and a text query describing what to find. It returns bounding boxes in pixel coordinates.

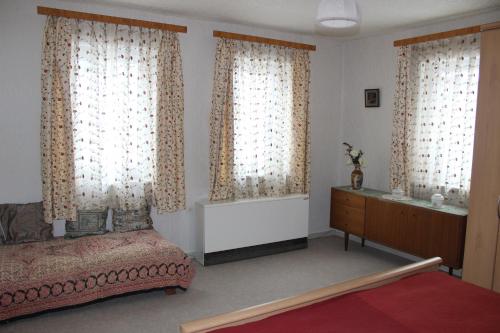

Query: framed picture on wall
[365,89,380,107]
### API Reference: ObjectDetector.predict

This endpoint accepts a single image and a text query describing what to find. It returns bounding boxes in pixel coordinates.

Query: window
[209,39,311,201]
[71,25,159,210]
[41,17,185,224]
[232,44,294,197]
[391,34,480,207]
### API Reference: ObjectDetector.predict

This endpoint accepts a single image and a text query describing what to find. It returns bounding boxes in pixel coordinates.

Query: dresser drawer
[333,189,365,209]
[333,203,365,236]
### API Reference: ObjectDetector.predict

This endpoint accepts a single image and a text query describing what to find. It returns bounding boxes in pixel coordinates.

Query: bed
[180,257,500,333]
[0,229,195,321]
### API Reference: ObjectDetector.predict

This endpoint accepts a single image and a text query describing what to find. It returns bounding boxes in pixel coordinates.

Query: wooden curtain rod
[481,21,500,32]
[393,25,480,47]
[37,6,187,33]
[213,31,316,51]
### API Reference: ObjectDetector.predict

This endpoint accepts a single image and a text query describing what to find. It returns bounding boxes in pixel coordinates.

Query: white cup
[431,193,444,208]
[392,188,404,199]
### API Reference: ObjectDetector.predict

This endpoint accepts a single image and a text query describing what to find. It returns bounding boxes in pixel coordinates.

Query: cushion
[0,202,53,244]
[0,204,15,244]
[112,207,153,232]
[65,209,108,238]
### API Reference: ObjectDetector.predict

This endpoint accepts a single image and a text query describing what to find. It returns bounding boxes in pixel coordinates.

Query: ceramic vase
[351,164,363,190]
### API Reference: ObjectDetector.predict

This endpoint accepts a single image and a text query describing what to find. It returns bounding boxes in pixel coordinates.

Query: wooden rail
[180,257,442,333]
[37,6,187,33]
[213,31,316,51]
[393,25,480,47]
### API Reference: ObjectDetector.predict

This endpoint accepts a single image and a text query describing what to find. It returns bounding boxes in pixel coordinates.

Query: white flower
[350,149,359,157]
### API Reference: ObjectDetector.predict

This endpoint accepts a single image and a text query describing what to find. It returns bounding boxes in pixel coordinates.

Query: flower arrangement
[343,142,365,167]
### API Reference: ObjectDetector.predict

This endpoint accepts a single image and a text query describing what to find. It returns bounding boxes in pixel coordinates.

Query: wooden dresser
[330,186,468,274]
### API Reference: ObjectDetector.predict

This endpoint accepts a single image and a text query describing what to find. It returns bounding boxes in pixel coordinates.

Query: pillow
[0,204,15,244]
[0,224,6,244]
[0,202,53,244]
[65,209,108,238]
[112,207,153,232]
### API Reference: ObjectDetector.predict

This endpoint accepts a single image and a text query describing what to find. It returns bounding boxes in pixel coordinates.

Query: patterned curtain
[41,17,185,222]
[390,34,480,207]
[209,39,236,201]
[209,38,311,201]
[390,45,411,193]
[154,30,186,213]
[290,49,311,194]
[41,17,77,224]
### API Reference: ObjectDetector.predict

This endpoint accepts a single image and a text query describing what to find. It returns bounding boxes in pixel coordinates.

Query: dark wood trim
[37,6,187,33]
[393,25,480,47]
[481,21,500,32]
[204,238,308,266]
[213,31,316,51]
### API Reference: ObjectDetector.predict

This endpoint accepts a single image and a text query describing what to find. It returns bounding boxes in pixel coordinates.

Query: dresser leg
[448,267,453,276]
[344,232,349,251]
[361,238,365,247]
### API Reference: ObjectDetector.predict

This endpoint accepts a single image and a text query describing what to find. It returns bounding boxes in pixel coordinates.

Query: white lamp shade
[317,0,360,28]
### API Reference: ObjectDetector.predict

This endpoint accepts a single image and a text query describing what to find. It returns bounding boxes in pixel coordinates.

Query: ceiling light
[317,0,360,29]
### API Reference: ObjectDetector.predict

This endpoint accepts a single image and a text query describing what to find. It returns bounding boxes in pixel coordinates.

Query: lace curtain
[41,17,185,222]
[209,39,311,201]
[390,34,480,207]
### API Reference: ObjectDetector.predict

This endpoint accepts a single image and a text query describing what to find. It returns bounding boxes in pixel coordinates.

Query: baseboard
[187,251,203,265]
[203,237,308,266]
[308,230,337,239]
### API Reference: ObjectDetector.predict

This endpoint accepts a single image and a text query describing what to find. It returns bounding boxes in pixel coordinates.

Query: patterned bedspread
[0,229,195,320]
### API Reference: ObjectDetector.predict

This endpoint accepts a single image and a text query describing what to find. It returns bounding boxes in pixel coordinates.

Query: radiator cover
[195,195,309,265]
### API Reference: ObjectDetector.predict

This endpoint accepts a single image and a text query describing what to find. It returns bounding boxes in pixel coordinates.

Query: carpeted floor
[1,235,411,333]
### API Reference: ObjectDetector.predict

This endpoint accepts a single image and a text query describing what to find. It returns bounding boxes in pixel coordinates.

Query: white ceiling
[70,0,500,36]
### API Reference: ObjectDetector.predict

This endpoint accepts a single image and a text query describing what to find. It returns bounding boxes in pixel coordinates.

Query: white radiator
[195,194,309,265]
